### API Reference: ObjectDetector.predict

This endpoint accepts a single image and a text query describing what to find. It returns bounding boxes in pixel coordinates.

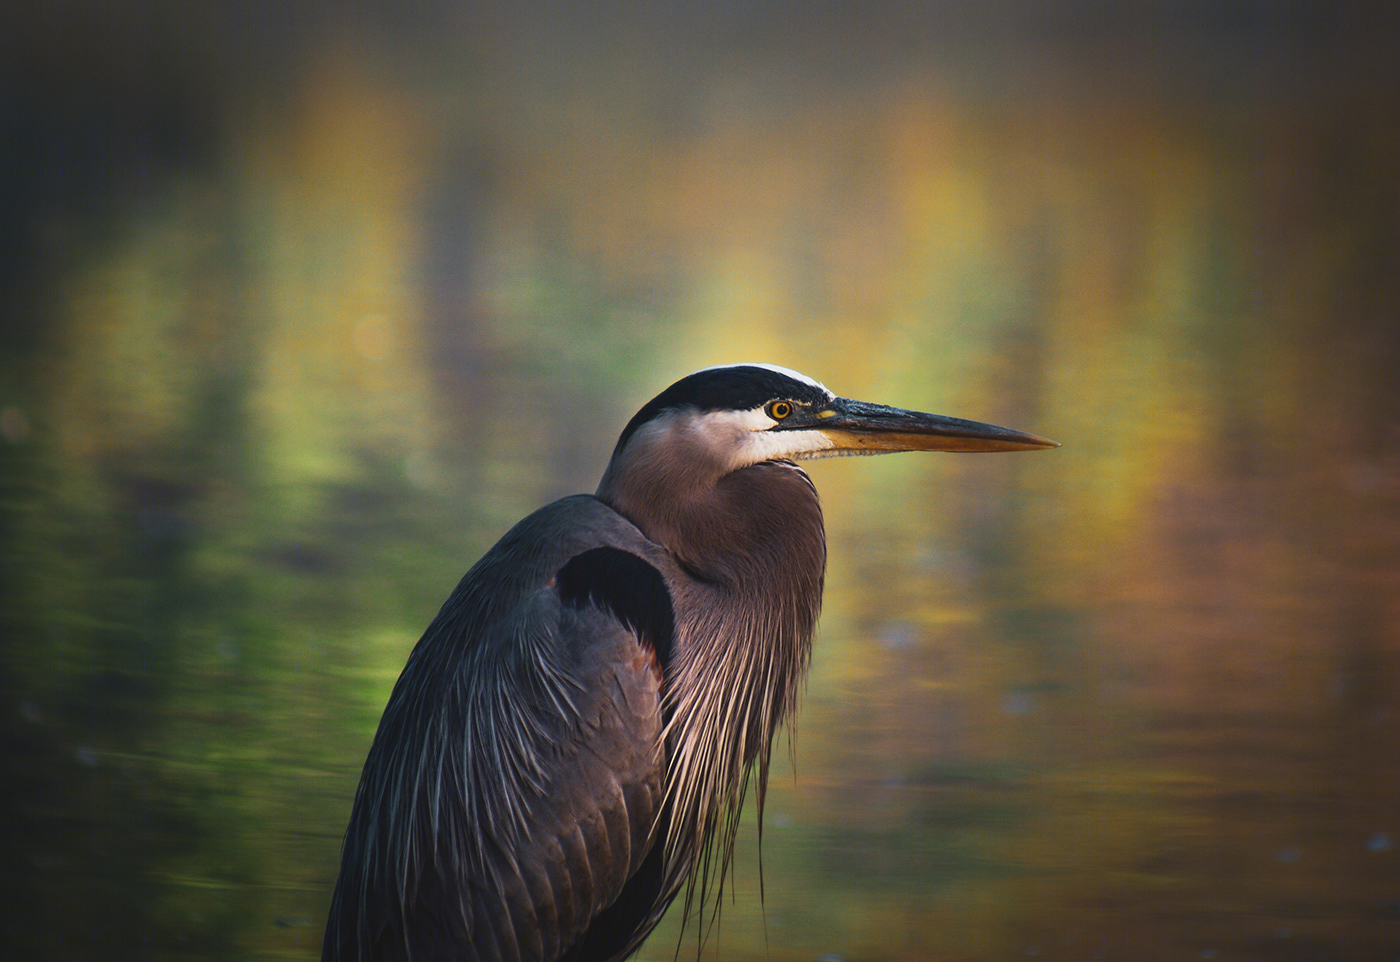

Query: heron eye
[767,401,793,420]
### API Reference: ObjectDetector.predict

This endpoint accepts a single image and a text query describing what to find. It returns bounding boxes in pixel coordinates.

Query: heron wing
[323,497,678,962]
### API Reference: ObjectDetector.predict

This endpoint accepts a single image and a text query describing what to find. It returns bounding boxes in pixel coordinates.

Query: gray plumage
[323,364,1056,962]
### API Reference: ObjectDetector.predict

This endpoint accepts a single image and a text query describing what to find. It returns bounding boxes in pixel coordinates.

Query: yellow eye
[768,401,793,420]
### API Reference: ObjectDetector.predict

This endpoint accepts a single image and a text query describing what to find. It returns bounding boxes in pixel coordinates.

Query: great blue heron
[323,363,1056,962]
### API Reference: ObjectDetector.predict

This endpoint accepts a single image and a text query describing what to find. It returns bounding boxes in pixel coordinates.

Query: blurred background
[3,2,1400,960]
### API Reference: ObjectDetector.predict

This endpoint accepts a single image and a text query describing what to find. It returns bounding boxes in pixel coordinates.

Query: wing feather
[323,497,678,962]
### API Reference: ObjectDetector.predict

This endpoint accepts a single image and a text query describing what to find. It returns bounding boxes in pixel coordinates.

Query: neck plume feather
[601,458,827,929]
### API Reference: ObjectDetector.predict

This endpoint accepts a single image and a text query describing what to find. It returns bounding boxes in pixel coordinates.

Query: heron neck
[600,460,826,599]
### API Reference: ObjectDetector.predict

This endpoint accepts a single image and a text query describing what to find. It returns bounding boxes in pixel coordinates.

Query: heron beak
[811,397,1060,453]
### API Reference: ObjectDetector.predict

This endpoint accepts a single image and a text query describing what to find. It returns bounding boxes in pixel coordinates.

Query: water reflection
[5,16,1400,962]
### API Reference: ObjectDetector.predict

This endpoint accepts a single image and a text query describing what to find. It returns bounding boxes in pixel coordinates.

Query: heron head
[601,363,1058,492]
